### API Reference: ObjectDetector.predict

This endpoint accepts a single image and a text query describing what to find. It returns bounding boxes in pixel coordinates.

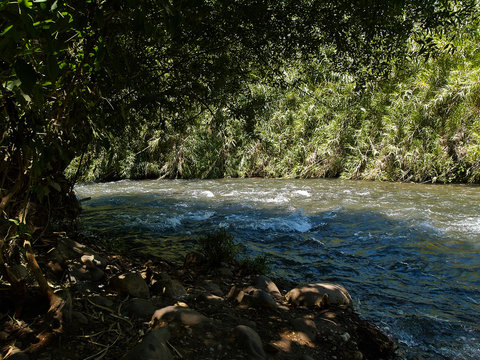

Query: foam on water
[293,190,311,197]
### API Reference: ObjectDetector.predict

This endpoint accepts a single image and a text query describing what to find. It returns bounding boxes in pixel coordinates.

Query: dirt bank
[0,233,396,360]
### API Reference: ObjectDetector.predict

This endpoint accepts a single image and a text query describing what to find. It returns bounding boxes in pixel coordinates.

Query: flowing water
[75,178,480,359]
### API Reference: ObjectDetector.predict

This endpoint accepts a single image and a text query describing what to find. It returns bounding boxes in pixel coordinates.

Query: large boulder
[124,328,173,360]
[286,283,352,308]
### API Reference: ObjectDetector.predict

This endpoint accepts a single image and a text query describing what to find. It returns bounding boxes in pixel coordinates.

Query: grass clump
[196,230,271,275]
[196,230,239,267]
[238,254,270,275]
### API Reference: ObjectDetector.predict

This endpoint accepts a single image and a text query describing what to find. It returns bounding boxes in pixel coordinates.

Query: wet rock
[291,318,317,343]
[124,298,156,320]
[286,283,352,308]
[238,287,278,310]
[124,328,173,360]
[151,274,186,299]
[151,305,210,327]
[255,275,282,300]
[111,272,150,298]
[234,325,265,359]
[356,320,395,359]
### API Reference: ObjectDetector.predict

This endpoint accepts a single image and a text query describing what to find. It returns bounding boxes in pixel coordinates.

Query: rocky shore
[0,234,396,360]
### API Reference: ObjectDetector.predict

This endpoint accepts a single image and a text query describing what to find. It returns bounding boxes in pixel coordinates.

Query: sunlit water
[75,179,480,359]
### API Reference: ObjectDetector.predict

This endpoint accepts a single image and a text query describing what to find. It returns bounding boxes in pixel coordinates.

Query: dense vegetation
[0,0,478,353]
[71,14,480,184]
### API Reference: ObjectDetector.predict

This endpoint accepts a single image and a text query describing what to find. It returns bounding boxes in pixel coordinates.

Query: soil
[0,233,397,360]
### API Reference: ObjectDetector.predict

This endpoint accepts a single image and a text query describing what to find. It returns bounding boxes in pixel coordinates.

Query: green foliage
[238,254,270,275]
[196,230,239,267]
[80,11,480,185]
[195,230,270,274]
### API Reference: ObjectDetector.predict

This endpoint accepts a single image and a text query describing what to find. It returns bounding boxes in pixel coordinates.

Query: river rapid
[75,178,480,359]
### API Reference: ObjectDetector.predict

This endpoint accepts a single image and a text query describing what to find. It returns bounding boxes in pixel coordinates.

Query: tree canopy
[0,0,477,326]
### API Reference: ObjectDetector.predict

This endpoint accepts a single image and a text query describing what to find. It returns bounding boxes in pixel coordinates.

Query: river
[75,178,480,359]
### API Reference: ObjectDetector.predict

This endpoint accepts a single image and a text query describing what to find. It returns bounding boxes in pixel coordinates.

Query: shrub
[196,230,239,267]
[238,254,270,275]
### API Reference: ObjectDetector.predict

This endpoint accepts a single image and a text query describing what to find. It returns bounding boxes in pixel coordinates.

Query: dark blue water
[76,179,480,359]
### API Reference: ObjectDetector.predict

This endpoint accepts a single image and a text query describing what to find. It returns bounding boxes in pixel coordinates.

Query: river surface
[75,178,480,359]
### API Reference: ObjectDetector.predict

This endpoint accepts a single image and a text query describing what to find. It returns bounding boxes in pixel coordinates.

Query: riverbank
[0,232,396,359]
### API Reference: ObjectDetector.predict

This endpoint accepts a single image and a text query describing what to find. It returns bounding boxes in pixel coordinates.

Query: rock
[340,332,351,342]
[238,287,278,310]
[255,275,282,299]
[151,305,210,327]
[301,356,315,360]
[124,298,156,320]
[47,261,63,274]
[6,351,29,360]
[216,267,234,278]
[50,237,102,265]
[91,295,114,308]
[234,325,265,359]
[164,280,186,299]
[89,267,105,282]
[151,274,186,299]
[72,310,89,325]
[184,251,206,268]
[291,318,317,343]
[124,328,173,360]
[202,280,224,297]
[81,254,106,269]
[227,285,241,300]
[111,272,150,298]
[352,351,364,360]
[286,283,352,308]
[69,265,91,282]
[201,292,224,306]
